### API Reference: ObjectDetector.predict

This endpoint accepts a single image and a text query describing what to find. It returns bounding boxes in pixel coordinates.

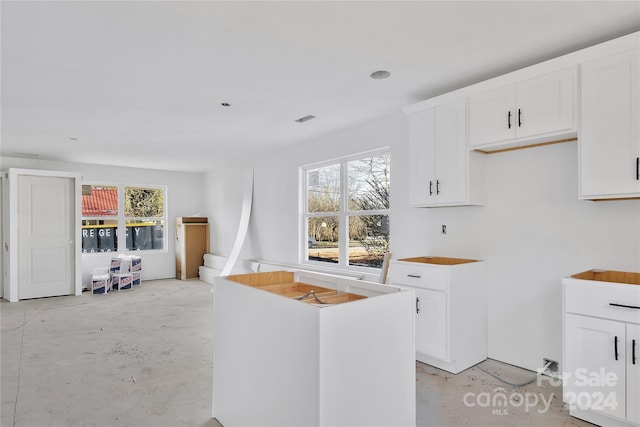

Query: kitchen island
[212,270,416,427]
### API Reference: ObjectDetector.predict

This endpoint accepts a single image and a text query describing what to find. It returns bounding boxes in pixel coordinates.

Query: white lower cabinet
[628,324,640,424]
[564,314,628,421]
[213,270,416,427]
[415,287,447,361]
[563,270,640,426]
[388,257,487,373]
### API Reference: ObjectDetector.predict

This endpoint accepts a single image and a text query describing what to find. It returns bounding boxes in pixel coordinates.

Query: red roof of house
[82,188,118,216]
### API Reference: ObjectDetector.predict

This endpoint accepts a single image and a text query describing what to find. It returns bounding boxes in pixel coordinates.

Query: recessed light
[221,102,231,107]
[295,115,316,123]
[370,70,390,79]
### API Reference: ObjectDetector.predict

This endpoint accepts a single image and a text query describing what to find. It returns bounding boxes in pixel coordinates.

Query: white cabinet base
[388,257,487,374]
[563,270,640,427]
[213,270,416,427]
[569,408,638,427]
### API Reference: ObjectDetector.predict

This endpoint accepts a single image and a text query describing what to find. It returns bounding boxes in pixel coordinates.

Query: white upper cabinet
[468,86,515,146]
[516,69,575,138]
[409,99,484,207]
[579,48,640,200]
[409,107,436,206]
[404,31,638,205]
[469,67,576,150]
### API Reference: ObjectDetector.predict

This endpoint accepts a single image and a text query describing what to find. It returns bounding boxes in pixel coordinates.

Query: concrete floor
[1,279,592,427]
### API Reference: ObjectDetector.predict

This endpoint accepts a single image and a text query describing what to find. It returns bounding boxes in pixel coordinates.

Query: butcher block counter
[212,270,416,427]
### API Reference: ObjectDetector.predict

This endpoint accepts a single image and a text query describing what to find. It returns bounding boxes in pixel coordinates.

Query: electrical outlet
[543,358,558,374]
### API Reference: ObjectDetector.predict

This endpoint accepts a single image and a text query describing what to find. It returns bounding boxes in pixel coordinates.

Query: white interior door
[18,175,75,299]
[1,176,4,299]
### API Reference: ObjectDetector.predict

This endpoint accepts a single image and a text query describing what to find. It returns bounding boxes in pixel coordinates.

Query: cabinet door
[516,68,575,139]
[564,314,626,420]
[469,86,516,147]
[627,324,640,424]
[434,100,467,204]
[409,108,436,206]
[415,288,447,362]
[580,49,640,199]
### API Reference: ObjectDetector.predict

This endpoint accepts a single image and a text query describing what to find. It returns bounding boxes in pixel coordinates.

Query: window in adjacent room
[302,149,390,269]
[124,186,164,251]
[81,185,119,253]
[81,184,166,253]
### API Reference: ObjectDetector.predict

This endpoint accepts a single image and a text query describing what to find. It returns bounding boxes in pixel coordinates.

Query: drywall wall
[1,156,207,287]
[204,112,429,281]
[204,111,640,372]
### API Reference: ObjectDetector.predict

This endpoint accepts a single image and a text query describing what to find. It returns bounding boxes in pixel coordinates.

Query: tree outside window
[125,187,164,251]
[303,150,390,269]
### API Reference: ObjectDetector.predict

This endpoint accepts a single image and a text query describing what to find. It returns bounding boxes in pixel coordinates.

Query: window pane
[82,185,118,216]
[125,187,164,217]
[347,153,390,211]
[82,220,118,253]
[348,215,389,268]
[126,220,164,251]
[307,216,339,264]
[307,164,341,213]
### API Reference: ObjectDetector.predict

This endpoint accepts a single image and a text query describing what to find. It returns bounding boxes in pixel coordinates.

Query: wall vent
[295,115,316,123]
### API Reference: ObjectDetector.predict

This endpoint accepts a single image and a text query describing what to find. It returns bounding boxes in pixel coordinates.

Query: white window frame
[82,182,168,254]
[300,148,390,272]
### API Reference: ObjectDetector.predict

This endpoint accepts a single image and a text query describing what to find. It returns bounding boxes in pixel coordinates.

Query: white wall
[204,111,640,372]
[1,156,207,288]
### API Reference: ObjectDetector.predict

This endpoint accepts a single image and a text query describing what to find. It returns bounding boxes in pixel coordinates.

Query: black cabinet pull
[518,108,522,127]
[636,157,639,180]
[416,297,420,314]
[429,180,433,196]
[609,303,640,310]
[633,339,637,365]
[614,336,619,361]
[407,274,421,279]
[508,111,512,129]
[436,180,440,195]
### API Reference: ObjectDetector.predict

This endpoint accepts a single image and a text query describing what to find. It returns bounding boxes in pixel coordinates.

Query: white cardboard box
[111,273,133,290]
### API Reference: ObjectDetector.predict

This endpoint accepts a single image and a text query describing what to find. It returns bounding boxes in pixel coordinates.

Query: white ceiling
[2,1,639,172]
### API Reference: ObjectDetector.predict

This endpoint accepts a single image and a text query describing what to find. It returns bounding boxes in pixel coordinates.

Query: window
[124,187,164,251]
[302,149,390,269]
[82,184,166,253]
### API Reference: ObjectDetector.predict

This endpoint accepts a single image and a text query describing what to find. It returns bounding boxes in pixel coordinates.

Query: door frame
[7,168,82,302]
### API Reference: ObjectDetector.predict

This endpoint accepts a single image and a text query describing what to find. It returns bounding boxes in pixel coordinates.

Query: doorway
[18,175,75,299]
[6,169,81,302]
